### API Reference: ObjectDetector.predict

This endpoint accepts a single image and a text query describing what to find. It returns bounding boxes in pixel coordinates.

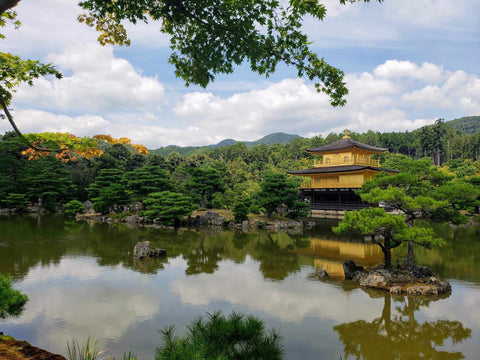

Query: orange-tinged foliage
[131,144,149,155]
[21,133,148,161]
[93,134,148,154]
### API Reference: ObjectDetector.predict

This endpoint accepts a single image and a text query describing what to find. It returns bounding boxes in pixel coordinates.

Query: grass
[67,338,105,360]
[66,338,137,360]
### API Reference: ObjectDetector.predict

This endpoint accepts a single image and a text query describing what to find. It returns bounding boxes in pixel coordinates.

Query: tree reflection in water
[334,291,471,360]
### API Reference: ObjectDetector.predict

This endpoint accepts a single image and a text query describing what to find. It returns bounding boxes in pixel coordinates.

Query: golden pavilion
[287,133,398,210]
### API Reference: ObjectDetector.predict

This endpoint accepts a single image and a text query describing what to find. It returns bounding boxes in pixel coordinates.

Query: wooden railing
[300,182,363,189]
[313,159,380,167]
[310,203,369,210]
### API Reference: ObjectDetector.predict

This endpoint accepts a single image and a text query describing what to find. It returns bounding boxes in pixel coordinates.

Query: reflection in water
[1,215,479,359]
[296,238,384,277]
[334,291,472,360]
[0,216,310,281]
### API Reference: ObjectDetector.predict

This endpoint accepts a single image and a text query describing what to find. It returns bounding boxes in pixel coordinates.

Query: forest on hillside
[0,119,479,220]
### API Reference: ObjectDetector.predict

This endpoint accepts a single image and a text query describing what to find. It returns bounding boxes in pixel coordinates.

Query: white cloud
[0,0,96,55]
[373,61,444,83]
[4,59,478,148]
[2,110,111,136]
[15,43,165,113]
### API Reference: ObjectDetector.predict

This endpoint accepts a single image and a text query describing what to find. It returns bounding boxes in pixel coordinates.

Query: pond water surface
[1,215,479,359]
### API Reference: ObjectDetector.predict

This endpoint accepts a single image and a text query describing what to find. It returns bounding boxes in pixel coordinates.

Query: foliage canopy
[157,311,284,360]
[0,273,28,319]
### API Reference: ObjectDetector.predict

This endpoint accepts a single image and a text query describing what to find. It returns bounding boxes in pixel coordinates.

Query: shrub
[0,273,28,319]
[2,193,29,212]
[64,200,85,217]
[156,311,284,360]
[233,201,249,223]
[249,204,260,214]
[141,191,195,225]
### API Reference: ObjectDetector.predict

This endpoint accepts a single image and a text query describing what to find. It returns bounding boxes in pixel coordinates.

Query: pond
[1,215,479,359]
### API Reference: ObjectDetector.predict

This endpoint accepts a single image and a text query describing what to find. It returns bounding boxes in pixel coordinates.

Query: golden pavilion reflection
[297,238,385,278]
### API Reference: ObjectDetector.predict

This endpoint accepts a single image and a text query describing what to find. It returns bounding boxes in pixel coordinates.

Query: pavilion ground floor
[299,187,370,211]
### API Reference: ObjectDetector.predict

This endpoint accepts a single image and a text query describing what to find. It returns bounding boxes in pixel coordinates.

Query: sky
[0,0,479,148]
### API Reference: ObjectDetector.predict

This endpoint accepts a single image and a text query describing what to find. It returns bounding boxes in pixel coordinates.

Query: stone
[303,221,316,229]
[134,241,152,257]
[357,271,389,287]
[151,248,167,257]
[83,200,94,214]
[390,286,402,295]
[287,220,303,229]
[125,215,141,224]
[351,267,452,296]
[412,265,435,278]
[317,267,329,279]
[194,211,225,226]
[343,260,365,280]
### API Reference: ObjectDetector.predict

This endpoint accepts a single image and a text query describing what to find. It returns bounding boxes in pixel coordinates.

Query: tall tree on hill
[123,165,174,201]
[186,166,224,208]
[256,172,309,218]
[20,156,76,211]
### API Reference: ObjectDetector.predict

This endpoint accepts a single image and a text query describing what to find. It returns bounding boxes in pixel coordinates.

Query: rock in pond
[343,260,365,280]
[317,267,329,280]
[133,241,167,258]
[344,261,452,296]
[134,241,152,257]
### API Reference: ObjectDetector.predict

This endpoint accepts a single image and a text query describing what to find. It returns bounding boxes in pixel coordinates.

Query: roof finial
[342,130,351,139]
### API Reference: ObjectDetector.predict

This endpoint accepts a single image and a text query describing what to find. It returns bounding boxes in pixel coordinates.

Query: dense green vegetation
[157,311,284,360]
[446,116,480,135]
[334,155,480,269]
[0,273,28,319]
[150,117,480,161]
[150,132,300,158]
[0,118,479,226]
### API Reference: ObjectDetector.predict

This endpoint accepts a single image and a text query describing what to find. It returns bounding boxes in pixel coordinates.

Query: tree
[333,208,443,269]
[2,193,28,211]
[92,183,130,213]
[87,168,124,199]
[358,156,478,269]
[233,199,250,223]
[76,0,374,107]
[123,165,174,201]
[255,172,304,217]
[64,199,85,217]
[156,311,284,360]
[141,191,195,225]
[186,166,224,208]
[20,156,77,211]
[334,293,471,360]
[0,273,28,319]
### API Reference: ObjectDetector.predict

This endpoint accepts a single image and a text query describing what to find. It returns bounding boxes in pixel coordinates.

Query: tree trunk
[383,237,392,270]
[405,217,415,270]
[406,241,415,270]
[381,295,392,336]
[201,193,206,208]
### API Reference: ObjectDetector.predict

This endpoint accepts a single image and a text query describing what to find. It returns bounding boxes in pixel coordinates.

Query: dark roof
[307,138,386,153]
[287,165,399,175]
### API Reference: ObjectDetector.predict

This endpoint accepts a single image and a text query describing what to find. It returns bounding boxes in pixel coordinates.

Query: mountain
[243,132,301,147]
[150,132,301,157]
[445,116,480,134]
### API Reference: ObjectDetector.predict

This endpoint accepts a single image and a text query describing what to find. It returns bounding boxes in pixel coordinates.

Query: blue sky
[0,0,479,148]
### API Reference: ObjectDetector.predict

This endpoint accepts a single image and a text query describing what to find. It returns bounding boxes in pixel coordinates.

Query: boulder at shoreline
[344,260,451,296]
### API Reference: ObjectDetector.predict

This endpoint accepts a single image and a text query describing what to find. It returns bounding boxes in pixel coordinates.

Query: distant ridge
[150,132,301,157]
[445,116,480,134]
